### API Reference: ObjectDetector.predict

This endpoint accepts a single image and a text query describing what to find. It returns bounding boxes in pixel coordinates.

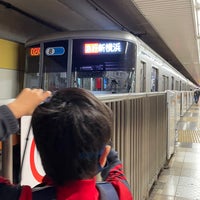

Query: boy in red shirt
[0,88,133,200]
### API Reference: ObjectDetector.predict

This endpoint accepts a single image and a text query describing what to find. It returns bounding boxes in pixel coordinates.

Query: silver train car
[24,30,196,93]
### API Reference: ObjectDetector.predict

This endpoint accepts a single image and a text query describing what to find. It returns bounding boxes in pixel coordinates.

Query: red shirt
[0,164,133,200]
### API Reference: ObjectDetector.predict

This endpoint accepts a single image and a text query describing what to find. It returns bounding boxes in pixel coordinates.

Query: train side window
[151,67,158,92]
[162,75,169,91]
[181,82,186,91]
[175,80,179,90]
[140,61,146,92]
[182,83,186,90]
[180,81,182,90]
[171,76,174,90]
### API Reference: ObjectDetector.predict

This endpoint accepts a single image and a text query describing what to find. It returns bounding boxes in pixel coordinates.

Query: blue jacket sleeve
[101,149,121,181]
[0,105,19,141]
[100,149,133,199]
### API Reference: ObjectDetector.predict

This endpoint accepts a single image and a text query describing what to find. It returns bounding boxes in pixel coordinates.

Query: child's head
[32,88,112,185]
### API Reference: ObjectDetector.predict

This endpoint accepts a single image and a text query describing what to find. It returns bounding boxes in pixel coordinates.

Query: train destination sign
[84,42,122,54]
[30,47,40,56]
[45,47,65,56]
[29,47,65,56]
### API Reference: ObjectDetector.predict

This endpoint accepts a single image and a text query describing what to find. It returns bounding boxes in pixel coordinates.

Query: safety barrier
[98,91,194,200]
[99,92,167,200]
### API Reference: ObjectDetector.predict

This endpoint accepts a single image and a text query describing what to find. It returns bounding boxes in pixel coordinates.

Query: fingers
[42,91,52,100]
[23,88,52,102]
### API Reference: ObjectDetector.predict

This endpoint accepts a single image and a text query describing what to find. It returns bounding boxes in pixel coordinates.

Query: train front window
[43,40,68,91]
[72,39,136,94]
[24,46,40,88]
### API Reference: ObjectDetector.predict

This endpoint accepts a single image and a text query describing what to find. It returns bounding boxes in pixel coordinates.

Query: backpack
[32,181,119,200]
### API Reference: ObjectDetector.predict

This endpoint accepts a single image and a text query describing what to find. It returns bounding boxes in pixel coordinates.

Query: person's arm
[0,105,19,140]
[101,149,133,200]
[0,88,51,141]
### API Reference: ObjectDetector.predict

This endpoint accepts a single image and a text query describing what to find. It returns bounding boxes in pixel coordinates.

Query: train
[24,30,197,94]
[1,31,196,200]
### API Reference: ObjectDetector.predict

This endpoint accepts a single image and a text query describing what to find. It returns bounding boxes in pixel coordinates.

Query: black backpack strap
[32,184,56,200]
[96,182,119,200]
[32,182,119,200]
[0,183,21,200]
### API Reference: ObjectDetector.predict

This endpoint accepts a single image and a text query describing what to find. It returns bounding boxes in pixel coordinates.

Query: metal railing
[98,91,194,200]
[99,92,167,200]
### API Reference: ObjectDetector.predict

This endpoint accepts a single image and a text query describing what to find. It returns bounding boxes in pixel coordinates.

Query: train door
[151,67,158,92]
[140,61,146,92]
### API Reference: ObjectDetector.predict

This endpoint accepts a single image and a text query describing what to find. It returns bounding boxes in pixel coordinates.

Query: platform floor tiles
[148,103,200,200]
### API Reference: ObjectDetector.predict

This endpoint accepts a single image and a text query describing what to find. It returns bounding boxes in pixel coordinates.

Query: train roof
[25,30,138,46]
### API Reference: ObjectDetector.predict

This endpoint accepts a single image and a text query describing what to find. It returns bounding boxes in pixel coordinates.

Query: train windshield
[72,39,136,94]
[25,40,68,91]
[24,45,40,88]
[25,38,136,93]
[43,40,68,91]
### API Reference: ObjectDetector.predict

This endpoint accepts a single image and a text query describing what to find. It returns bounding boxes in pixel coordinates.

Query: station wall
[0,39,25,99]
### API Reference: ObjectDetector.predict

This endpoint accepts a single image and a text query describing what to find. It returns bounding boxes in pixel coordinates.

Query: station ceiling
[0,0,199,85]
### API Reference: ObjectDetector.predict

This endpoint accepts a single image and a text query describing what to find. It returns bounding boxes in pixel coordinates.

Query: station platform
[148,103,200,200]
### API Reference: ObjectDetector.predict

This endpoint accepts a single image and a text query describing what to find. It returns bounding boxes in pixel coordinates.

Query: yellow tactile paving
[178,130,200,143]
[180,117,198,122]
[177,104,200,143]
[149,104,200,200]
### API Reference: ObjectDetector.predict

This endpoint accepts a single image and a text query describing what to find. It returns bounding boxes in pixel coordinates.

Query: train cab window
[140,61,146,92]
[162,75,169,91]
[25,41,68,91]
[171,76,174,90]
[43,40,68,91]
[71,39,136,94]
[24,45,40,88]
[151,67,158,92]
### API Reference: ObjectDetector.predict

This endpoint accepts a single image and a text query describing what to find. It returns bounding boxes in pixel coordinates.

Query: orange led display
[84,42,122,54]
[30,47,40,56]
[84,43,99,54]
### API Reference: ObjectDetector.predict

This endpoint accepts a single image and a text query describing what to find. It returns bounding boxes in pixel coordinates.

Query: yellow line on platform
[178,130,200,143]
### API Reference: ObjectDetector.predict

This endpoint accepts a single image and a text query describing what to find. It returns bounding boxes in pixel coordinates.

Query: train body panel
[24,30,196,93]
